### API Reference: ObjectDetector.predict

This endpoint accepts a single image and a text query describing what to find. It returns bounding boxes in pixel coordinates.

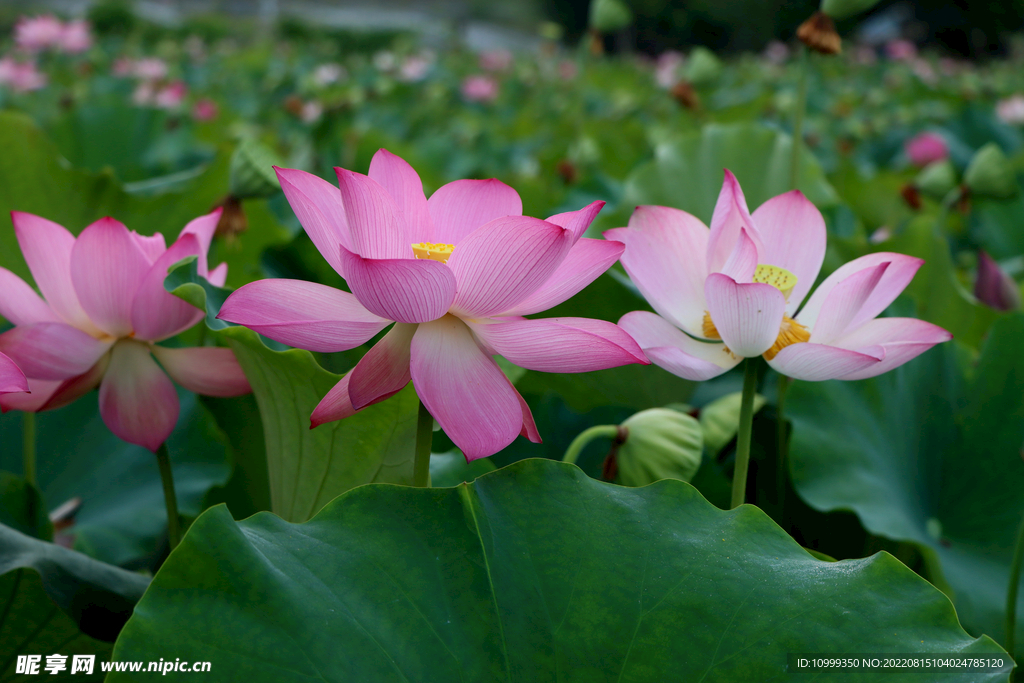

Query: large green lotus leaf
[0,111,290,296]
[0,523,149,642]
[970,195,1024,261]
[882,215,1000,348]
[0,473,52,541]
[788,314,1024,651]
[0,568,113,677]
[219,325,418,522]
[109,459,1007,682]
[623,122,839,226]
[0,391,231,567]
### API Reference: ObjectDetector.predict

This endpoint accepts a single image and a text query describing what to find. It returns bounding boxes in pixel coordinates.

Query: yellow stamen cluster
[764,316,810,360]
[753,264,798,300]
[411,242,456,264]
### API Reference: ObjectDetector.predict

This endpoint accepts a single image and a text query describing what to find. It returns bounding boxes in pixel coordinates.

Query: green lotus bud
[964,143,1019,199]
[229,138,282,200]
[700,392,767,457]
[820,0,882,20]
[915,159,958,200]
[588,0,633,34]
[685,47,722,86]
[616,408,703,487]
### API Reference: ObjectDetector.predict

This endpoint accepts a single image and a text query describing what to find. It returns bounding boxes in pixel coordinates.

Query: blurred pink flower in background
[905,132,948,166]
[558,60,578,81]
[0,58,47,92]
[300,100,323,123]
[910,59,937,85]
[0,211,249,448]
[192,98,219,121]
[58,19,92,53]
[133,57,169,81]
[997,95,1024,125]
[461,75,499,102]
[399,55,431,82]
[312,63,345,87]
[655,51,684,88]
[852,45,878,65]
[479,49,513,72]
[14,15,64,52]
[763,41,789,65]
[132,81,155,106]
[886,39,917,61]
[154,80,187,109]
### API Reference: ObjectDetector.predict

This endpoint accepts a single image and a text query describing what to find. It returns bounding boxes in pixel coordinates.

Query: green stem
[789,46,809,191]
[1005,514,1024,662]
[413,400,433,487]
[22,411,36,487]
[155,443,181,550]
[776,374,791,512]
[563,425,620,466]
[731,359,760,509]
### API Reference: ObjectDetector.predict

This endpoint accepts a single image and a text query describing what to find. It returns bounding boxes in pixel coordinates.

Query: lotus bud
[905,132,948,167]
[700,392,767,457]
[229,138,282,200]
[588,0,632,34]
[615,408,703,487]
[964,143,1019,199]
[685,47,722,86]
[797,12,841,55]
[821,0,883,20]
[914,159,958,199]
[975,251,1022,311]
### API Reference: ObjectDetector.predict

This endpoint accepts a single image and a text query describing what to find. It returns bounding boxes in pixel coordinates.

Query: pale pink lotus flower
[0,58,47,92]
[131,81,155,106]
[133,57,169,81]
[655,51,684,88]
[58,19,92,53]
[605,172,951,383]
[154,80,187,109]
[0,353,28,395]
[461,75,499,103]
[191,98,219,121]
[479,49,513,72]
[399,55,431,82]
[0,211,250,450]
[300,100,323,123]
[218,150,646,460]
[14,15,65,52]
[312,63,346,87]
[905,132,948,167]
[997,95,1024,126]
[112,57,135,76]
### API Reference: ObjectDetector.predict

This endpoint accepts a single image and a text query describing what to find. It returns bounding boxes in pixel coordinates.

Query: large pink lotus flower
[0,352,28,394]
[0,211,251,450]
[218,150,646,459]
[14,15,64,52]
[605,172,951,382]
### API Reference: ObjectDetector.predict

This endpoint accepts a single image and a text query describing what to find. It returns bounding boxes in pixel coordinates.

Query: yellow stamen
[764,315,810,360]
[753,264,798,300]
[702,312,736,358]
[412,242,456,263]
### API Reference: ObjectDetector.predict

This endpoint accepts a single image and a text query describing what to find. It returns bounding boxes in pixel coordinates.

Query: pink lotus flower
[479,49,513,72]
[0,211,250,450]
[905,132,948,166]
[14,15,64,52]
[191,98,219,121]
[154,80,187,109]
[997,94,1024,126]
[975,250,1022,312]
[605,172,951,382]
[58,19,92,53]
[0,58,47,92]
[0,353,28,394]
[399,55,431,83]
[218,150,646,459]
[461,75,499,103]
[133,58,169,81]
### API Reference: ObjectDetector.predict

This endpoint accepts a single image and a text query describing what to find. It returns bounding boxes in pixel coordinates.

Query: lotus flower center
[753,264,797,300]
[412,242,455,264]
[701,311,809,360]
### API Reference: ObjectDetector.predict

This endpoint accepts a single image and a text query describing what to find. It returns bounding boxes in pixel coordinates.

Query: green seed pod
[685,47,722,86]
[588,0,633,34]
[820,0,883,20]
[964,143,1019,199]
[915,159,958,200]
[700,392,767,457]
[616,408,703,487]
[229,138,282,200]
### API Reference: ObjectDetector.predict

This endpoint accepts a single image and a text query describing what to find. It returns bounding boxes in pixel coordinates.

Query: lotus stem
[731,359,760,509]
[789,45,809,191]
[563,425,620,466]
[22,411,36,487]
[776,374,791,515]
[155,443,181,550]
[413,400,433,487]
[1005,513,1024,661]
